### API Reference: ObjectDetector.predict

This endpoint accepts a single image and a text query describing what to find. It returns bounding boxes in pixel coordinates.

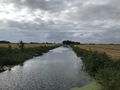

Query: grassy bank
[75,45,120,59]
[70,81,101,90]
[71,46,120,90]
[0,44,59,71]
[0,43,57,48]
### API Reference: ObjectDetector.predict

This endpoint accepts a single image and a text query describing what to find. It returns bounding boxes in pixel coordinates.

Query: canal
[0,47,91,90]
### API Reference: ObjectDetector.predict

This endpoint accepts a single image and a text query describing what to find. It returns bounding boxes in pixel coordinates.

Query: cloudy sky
[0,0,120,43]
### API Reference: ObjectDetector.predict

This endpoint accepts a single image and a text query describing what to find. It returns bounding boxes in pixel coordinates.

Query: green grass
[70,81,101,90]
[0,45,59,72]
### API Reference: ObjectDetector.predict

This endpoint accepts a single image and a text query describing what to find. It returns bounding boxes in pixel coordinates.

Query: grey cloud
[0,0,120,43]
[9,0,68,12]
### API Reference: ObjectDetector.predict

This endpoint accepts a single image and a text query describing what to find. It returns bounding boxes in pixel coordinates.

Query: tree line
[0,41,10,44]
[62,40,80,45]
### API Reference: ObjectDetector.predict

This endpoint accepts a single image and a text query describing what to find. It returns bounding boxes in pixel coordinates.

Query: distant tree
[30,42,39,44]
[0,41,10,44]
[62,40,80,45]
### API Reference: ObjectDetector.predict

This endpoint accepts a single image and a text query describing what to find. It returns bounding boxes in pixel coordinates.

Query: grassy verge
[75,45,120,59]
[71,46,120,90]
[0,45,59,72]
[70,81,101,90]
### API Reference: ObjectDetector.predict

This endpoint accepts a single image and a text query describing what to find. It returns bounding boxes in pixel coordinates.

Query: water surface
[0,47,91,90]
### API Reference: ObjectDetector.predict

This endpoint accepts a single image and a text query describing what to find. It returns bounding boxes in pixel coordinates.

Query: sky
[0,0,120,43]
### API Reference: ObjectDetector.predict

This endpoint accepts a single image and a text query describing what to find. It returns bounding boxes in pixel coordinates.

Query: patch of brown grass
[75,45,120,59]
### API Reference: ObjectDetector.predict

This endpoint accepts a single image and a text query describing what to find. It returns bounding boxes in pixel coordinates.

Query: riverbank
[75,45,120,59]
[71,46,120,90]
[70,81,100,90]
[0,45,59,72]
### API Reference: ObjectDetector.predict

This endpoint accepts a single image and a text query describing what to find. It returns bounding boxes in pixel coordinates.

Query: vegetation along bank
[0,41,59,72]
[71,45,120,90]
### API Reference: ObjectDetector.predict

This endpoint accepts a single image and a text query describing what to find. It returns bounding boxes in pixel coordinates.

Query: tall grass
[72,46,120,90]
[0,45,59,71]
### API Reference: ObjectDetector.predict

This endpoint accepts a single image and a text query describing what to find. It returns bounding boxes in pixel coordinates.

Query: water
[0,47,91,90]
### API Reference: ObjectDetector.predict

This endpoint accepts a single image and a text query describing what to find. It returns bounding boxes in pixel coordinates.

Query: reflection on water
[0,47,91,90]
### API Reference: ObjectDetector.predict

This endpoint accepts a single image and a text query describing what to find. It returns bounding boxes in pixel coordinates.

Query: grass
[71,46,120,90]
[0,43,56,48]
[70,81,101,90]
[0,44,59,72]
[75,45,120,59]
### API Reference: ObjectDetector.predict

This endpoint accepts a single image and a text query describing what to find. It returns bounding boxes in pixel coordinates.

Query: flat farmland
[75,45,120,59]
